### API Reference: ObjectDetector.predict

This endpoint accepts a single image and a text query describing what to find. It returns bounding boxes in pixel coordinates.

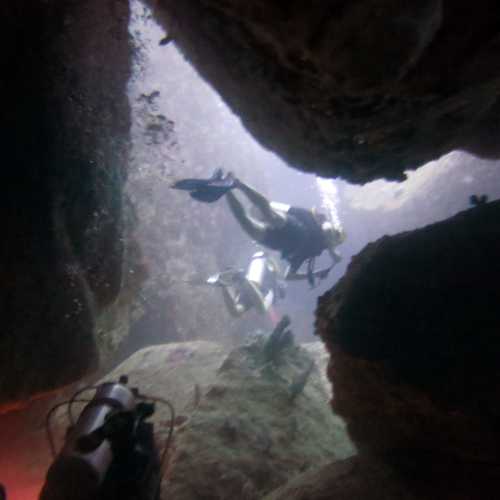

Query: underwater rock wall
[149,0,500,182]
[0,0,132,407]
[313,201,500,498]
[125,151,264,350]
[123,6,278,351]
[124,80,271,351]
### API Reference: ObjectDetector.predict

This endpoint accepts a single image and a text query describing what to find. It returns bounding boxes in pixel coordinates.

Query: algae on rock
[160,331,355,499]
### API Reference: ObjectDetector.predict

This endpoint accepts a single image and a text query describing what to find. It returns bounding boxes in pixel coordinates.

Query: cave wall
[315,201,500,497]
[149,0,500,182]
[124,84,272,350]
[0,0,132,407]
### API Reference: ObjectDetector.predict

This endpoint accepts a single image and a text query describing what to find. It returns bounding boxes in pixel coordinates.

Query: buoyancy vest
[261,207,326,272]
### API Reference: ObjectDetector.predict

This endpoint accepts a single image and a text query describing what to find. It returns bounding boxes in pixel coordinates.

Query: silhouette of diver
[206,251,285,322]
[172,169,345,286]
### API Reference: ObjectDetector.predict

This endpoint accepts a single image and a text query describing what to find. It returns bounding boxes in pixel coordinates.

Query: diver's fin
[172,169,235,203]
[189,186,231,202]
[171,169,223,191]
[191,170,236,202]
[172,178,208,191]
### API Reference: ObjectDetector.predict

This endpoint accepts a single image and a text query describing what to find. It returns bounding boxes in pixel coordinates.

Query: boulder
[133,334,355,499]
[60,336,354,500]
[312,200,500,498]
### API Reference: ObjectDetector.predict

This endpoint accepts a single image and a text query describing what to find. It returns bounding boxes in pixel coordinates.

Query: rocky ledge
[151,0,500,181]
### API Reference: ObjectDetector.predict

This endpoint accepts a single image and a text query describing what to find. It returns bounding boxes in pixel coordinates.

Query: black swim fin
[172,178,207,191]
[172,168,223,191]
[190,188,230,203]
[171,169,235,203]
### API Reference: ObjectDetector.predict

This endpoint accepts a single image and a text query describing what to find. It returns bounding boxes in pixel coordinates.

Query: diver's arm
[285,250,341,282]
[285,264,333,281]
[316,248,342,279]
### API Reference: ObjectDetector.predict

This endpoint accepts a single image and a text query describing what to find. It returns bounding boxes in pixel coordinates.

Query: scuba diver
[206,251,285,321]
[172,169,345,286]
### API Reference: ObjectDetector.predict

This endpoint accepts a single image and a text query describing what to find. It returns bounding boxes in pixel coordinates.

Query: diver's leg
[220,285,246,317]
[234,180,286,227]
[244,280,269,314]
[226,191,268,242]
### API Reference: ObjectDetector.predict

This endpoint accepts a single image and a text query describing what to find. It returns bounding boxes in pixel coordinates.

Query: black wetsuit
[262,207,326,272]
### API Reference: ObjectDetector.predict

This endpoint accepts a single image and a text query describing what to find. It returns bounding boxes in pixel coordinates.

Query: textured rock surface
[0,0,132,407]
[121,7,283,351]
[160,334,355,499]
[124,94,266,349]
[35,337,353,500]
[314,200,500,497]
[150,0,500,182]
[264,456,416,500]
[318,200,500,418]
[264,452,500,500]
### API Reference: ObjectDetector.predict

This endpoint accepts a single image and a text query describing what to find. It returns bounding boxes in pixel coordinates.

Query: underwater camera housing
[40,376,174,500]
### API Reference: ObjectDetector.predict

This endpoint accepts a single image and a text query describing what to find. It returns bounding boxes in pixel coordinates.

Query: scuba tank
[40,376,166,500]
